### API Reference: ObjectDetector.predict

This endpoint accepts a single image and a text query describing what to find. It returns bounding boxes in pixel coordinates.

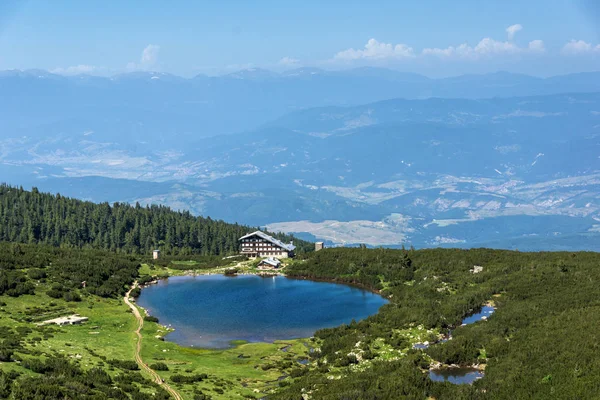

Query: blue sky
[1,0,599,77]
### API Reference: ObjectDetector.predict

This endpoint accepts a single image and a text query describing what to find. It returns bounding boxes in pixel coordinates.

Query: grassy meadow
[0,257,316,400]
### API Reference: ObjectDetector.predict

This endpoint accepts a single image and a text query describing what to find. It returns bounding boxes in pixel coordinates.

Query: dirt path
[124,283,183,400]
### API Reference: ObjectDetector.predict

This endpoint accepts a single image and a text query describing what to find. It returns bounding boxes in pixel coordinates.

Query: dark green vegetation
[0,242,139,299]
[171,373,208,384]
[0,242,168,398]
[0,184,312,255]
[1,357,171,399]
[276,248,600,399]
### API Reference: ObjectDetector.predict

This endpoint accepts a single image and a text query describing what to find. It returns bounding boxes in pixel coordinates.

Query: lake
[137,274,388,349]
[429,367,483,384]
[461,305,495,326]
[427,303,495,384]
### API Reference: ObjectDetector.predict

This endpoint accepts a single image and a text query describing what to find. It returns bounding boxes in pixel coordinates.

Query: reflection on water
[426,304,494,384]
[429,367,483,384]
[461,305,495,325]
[137,274,387,349]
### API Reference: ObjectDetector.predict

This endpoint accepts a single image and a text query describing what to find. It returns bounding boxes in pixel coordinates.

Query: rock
[471,265,484,273]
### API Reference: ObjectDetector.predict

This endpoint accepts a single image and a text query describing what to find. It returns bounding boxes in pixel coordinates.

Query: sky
[0,0,599,77]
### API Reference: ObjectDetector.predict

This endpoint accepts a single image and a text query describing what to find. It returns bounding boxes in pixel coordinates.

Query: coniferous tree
[0,184,313,255]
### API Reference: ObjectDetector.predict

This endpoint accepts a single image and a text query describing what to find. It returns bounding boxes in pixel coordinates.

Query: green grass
[171,261,199,266]
[138,318,310,399]
[0,265,315,400]
[0,290,140,388]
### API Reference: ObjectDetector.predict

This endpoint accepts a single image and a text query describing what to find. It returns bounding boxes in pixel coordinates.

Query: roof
[239,231,296,251]
[259,257,281,267]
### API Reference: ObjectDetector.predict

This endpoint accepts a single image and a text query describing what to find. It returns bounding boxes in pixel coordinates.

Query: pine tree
[0,184,313,255]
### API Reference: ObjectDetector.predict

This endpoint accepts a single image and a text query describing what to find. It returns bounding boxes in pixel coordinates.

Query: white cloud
[51,64,101,76]
[337,26,545,64]
[334,38,415,61]
[422,37,542,59]
[528,40,545,53]
[473,38,520,55]
[50,45,162,76]
[278,57,300,66]
[422,44,469,57]
[127,44,161,71]
[506,24,523,41]
[141,44,160,65]
[561,40,600,55]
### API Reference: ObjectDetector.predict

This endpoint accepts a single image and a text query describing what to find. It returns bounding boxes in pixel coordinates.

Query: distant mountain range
[2,68,600,141]
[1,68,600,250]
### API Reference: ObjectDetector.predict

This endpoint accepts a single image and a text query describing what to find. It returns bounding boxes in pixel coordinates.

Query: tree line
[0,184,312,255]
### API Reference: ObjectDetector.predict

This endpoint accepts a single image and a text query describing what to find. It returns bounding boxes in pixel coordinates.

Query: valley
[3,88,599,250]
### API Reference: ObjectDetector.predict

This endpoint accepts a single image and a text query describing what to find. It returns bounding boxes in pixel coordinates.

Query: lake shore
[135,269,388,350]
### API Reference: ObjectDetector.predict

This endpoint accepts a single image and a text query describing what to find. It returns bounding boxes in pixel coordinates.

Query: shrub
[63,291,82,302]
[28,269,47,280]
[150,362,169,371]
[108,359,139,371]
[0,348,14,362]
[171,373,207,383]
[46,289,63,299]
[290,368,307,378]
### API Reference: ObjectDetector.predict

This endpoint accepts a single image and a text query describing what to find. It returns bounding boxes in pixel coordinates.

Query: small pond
[426,304,495,384]
[429,367,483,384]
[461,305,495,326]
[137,274,388,349]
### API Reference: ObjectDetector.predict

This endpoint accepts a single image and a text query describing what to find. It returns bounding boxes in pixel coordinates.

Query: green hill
[0,184,313,255]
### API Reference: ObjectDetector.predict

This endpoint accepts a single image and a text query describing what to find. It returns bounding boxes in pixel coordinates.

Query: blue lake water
[137,274,388,349]
[426,304,495,384]
[429,368,483,384]
[461,305,495,326]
